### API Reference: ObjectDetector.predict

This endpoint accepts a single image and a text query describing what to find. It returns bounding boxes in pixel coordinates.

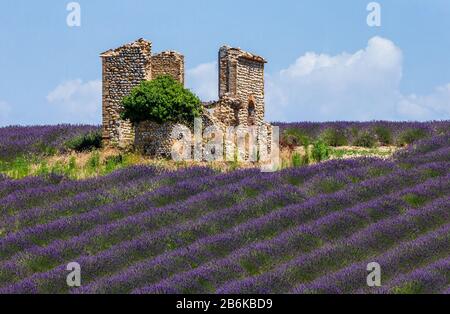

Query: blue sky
[0,0,449,126]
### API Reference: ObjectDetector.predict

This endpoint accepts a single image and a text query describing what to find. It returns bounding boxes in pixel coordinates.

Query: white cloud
[186,62,218,101]
[0,101,12,126]
[398,84,450,120]
[266,36,450,122]
[40,41,450,125]
[46,79,101,124]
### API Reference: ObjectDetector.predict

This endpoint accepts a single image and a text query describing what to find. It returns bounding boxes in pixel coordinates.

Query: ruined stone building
[100,39,184,147]
[214,46,266,127]
[100,38,272,159]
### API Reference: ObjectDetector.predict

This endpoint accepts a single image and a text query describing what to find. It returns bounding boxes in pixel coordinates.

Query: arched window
[247,96,256,126]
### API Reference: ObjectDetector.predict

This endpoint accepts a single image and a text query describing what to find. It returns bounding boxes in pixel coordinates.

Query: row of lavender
[129,134,450,294]
[0,133,448,293]
[0,124,100,161]
[275,120,450,146]
[1,122,448,162]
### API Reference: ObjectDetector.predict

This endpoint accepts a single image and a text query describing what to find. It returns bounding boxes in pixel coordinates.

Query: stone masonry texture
[101,38,272,160]
[100,39,184,148]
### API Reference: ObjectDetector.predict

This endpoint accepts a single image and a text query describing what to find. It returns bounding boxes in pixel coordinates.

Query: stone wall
[101,39,152,148]
[134,110,273,163]
[134,113,223,159]
[208,95,241,126]
[235,57,265,126]
[134,120,179,157]
[101,39,272,162]
[151,51,184,84]
[101,39,185,148]
[217,46,266,128]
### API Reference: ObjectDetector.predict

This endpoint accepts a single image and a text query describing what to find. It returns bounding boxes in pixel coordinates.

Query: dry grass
[1,145,399,180]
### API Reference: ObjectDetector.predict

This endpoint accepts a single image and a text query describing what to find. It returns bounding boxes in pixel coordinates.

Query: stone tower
[217,46,266,127]
[100,38,184,147]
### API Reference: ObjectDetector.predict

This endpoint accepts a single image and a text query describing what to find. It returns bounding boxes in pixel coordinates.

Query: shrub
[291,152,303,167]
[397,128,427,146]
[103,154,124,174]
[104,154,123,166]
[350,127,359,139]
[0,125,99,161]
[392,281,423,294]
[68,156,77,169]
[281,128,310,149]
[402,193,427,207]
[36,161,49,176]
[374,126,393,145]
[315,177,345,194]
[34,142,57,156]
[121,75,202,125]
[65,131,102,152]
[302,149,310,165]
[354,131,377,148]
[10,157,31,178]
[87,151,100,175]
[320,128,348,147]
[311,139,330,162]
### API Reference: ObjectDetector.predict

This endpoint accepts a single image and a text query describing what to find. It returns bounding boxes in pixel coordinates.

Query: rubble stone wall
[217,46,266,128]
[236,58,265,126]
[134,120,179,157]
[151,51,185,84]
[101,39,272,162]
[101,39,152,147]
[101,40,185,148]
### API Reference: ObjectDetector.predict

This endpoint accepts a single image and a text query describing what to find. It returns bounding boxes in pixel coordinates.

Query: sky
[0,0,449,126]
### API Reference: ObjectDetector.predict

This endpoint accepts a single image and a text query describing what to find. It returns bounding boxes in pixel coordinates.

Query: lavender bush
[275,121,450,147]
[0,129,449,294]
[0,124,100,161]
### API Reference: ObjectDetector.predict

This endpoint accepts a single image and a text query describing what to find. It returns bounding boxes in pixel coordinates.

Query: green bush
[374,126,393,145]
[392,281,423,294]
[121,75,202,124]
[353,131,377,148]
[87,151,100,175]
[104,154,123,166]
[320,128,348,147]
[350,127,359,139]
[65,131,102,152]
[10,157,31,178]
[311,139,330,162]
[291,152,303,167]
[281,128,310,148]
[36,161,50,176]
[103,154,124,174]
[33,142,57,156]
[397,128,427,146]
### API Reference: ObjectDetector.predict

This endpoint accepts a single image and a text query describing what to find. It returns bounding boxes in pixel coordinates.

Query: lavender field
[0,125,100,161]
[277,121,450,147]
[1,121,448,161]
[0,126,449,294]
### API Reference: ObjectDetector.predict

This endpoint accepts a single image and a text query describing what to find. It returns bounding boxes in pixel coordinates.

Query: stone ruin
[100,39,184,147]
[100,38,272,161]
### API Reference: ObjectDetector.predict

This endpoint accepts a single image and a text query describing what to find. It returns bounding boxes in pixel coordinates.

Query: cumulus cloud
[186,62,218,101]
[41,40,449,125]
[0,101,12,126]
[266,36,450,122]
[46,79,101,124]
[397,84,450,120]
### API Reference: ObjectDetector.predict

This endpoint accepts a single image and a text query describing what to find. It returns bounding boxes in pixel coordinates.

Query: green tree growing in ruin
[121,75,202,125]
